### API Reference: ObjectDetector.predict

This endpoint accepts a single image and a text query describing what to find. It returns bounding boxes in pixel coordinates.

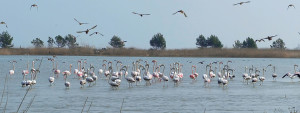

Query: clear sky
[1,0,300,49]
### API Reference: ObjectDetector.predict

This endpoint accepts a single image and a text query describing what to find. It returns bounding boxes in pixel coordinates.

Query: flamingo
[282,64,299,80]
[169,64,175,79]
[203,64,211,87]
[251,69,259,87]
[259,68,266,85]
[98,60,107,77]
[160,64,169,87]
[30,61,37,85]
[143,64,153,85]
[54,61,61,78]
[123,66,135,87]
[172,68,180,86]
[228,69,235,80]
[152,60,159,82]
[107,66,121,89]
[63,64,72,88]
[9,61,16,75]
[134,65,143,86]
[103,64,110,78]
[189,65,196,80]
[74,61,80,78]
[80,75,87,88]
[242,66,249,82]
[178,64,184,80]
[89,64,98,84]
[272,66,277,81]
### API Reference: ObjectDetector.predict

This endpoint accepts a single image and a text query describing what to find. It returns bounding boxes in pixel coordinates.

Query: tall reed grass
[0,47,300,58]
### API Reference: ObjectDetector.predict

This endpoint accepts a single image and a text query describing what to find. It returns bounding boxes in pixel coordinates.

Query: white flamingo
[9,61,16,75]
[160,64,169,87]
[143,64,153,85]
[63,64,72,88]
[123,66,135,87]
[49,61,55,86]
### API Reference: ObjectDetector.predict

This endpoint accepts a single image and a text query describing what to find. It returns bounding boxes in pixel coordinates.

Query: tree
[47,37,55,48]
[65,34,78,48]
[206,35,223,48]
[233,40,243,49]
[242,37,257,48]
[196,35,207,48]
[31,38,44,48]
[150,33,166,50]
[109,35,125,48]
[0,31,13,48]
[55,35,66,48]
[271,38,286,49]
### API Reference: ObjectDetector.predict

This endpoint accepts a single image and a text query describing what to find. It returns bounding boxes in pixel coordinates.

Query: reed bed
[0,47,300,58]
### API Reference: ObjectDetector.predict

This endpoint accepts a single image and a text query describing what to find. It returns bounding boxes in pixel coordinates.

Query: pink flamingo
[77,61,83,78]
[152,60,159,82]
[54,61,61,78]
[189,65,196,80]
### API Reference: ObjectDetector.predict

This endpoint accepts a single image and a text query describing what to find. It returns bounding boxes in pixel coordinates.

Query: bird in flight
[287,4,296,10]
[263,35,277,41]
[132,12,151,17]
[77,25,97,34]
[74,18,88,25]
[255,39,265,42]
[173,10,187,17]
[0,21,8,28]
[30,4,38,11]
[233,1,250,6]
[89,32,104,36]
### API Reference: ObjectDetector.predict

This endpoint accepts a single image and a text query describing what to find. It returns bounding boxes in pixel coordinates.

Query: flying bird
[89,32,104,36]
[30,4,38,11]
[173,10,187,17]
[0,21,8,28]
[74,18,88,25]
[233,1,250,6]
[263,35,277,41]
[287,4,296,10]
[77,25,97,34]
[255,39,265,42]
[132,12,151,17]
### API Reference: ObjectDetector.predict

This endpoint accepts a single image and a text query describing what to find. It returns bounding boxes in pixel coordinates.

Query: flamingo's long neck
[13,62,15,71]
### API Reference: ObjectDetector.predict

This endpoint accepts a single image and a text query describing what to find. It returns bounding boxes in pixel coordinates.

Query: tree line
[0,31,286,49]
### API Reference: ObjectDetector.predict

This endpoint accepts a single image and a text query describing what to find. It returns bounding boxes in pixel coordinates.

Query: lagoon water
[0,55,300,113]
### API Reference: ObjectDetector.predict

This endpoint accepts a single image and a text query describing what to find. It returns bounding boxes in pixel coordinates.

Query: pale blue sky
[1,0,300,49]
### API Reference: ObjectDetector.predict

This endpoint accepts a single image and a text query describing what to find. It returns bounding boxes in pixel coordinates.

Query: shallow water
[0,55,299,113]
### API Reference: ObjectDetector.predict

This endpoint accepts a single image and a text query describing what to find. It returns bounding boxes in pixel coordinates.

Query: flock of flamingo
[6,57,300,90]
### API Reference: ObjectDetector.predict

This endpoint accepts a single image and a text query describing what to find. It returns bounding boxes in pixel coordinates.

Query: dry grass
[0,47,300,58]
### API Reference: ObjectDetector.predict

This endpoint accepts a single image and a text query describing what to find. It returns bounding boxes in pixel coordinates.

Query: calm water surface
[0,55,299,113]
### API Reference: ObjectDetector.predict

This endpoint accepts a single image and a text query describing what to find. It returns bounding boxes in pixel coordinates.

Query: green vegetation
[233,37,257,49]
[0,31,13,48]
[47,37,55,48]
[196,34,223,48]
[271,38,286,49]
[109,35,125,48]
[150,33,166,50]
[31,38,44,48]
[55,35,66,48]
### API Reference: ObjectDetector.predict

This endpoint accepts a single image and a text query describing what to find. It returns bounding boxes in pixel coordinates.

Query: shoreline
[0,48,300,58]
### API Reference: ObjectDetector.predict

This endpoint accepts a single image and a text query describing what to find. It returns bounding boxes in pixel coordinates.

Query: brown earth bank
[0,47,300,58]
